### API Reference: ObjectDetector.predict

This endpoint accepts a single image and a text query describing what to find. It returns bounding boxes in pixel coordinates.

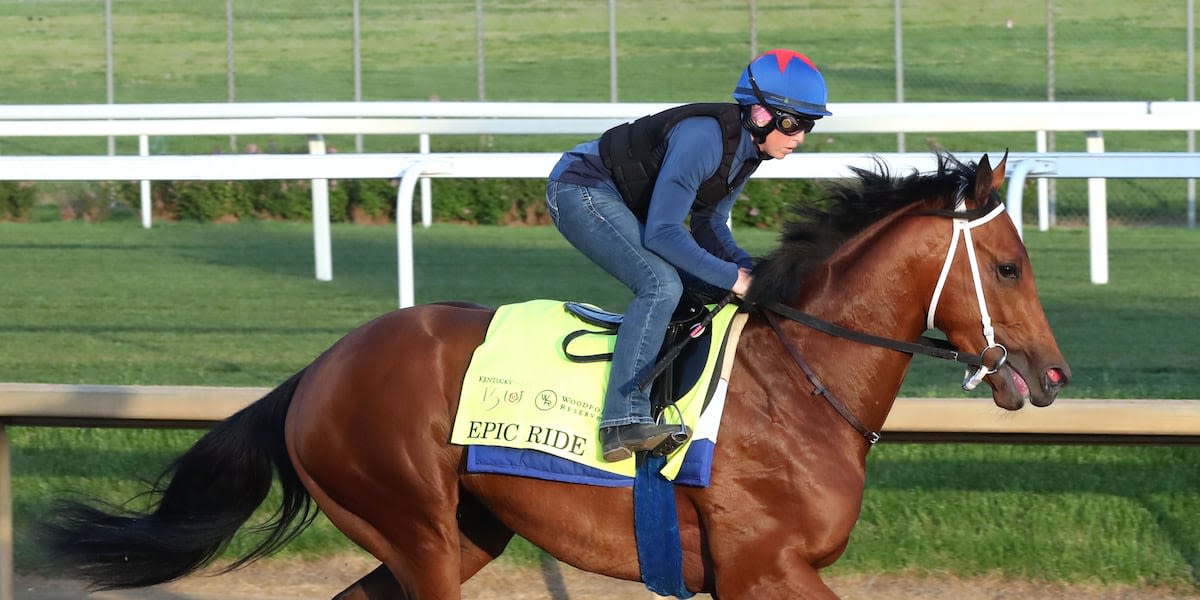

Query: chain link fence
[1,0,1197,226]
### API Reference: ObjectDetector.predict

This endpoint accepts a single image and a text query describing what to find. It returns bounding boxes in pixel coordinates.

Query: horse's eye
[998,263,1020,279]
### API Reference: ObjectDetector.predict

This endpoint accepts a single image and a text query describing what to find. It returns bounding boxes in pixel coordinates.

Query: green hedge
[12,176,825,228]
[0,181,36,221]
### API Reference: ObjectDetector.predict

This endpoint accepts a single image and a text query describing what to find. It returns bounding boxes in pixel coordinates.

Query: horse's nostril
[1045,367,1069,389]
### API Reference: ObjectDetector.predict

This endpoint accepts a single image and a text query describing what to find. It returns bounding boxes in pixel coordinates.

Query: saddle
[561,292,715,456]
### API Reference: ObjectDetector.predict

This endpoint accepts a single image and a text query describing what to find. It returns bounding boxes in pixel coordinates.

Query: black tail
[39,369,316,590]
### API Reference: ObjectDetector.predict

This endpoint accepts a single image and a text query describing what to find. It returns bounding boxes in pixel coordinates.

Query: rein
[763,302,989,367]
[761,309,881,444]
[759,300,988,446]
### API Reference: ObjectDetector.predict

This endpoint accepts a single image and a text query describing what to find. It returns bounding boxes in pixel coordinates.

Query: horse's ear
[990,150,1009,192]
[972,150,1009,204]
[973,153,994,203]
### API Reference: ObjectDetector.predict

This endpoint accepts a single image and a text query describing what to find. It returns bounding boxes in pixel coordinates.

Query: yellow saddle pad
[450,299,743,483]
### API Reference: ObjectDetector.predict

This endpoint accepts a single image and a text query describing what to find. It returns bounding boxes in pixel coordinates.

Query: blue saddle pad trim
[466,438,716,488]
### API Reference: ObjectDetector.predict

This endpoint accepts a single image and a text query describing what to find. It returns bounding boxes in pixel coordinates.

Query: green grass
[845,444,1199,587]
[2,220,1198,591]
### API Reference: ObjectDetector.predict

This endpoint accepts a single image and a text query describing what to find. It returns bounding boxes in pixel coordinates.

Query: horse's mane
[744,151,997,306]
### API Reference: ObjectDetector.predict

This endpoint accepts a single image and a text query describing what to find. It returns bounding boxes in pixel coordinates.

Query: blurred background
[2,0,1198,226]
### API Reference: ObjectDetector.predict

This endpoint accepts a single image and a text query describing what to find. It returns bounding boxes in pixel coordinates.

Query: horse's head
[747,151,1070,413]
[923,152,1071,409]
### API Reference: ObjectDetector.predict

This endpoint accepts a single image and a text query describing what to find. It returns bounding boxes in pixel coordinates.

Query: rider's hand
[732,268,753,298]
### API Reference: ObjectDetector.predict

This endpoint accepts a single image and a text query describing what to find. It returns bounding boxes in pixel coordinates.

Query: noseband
[761,196,1012,444]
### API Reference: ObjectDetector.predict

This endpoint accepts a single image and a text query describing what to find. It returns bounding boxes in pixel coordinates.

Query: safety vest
[599,103,760,221]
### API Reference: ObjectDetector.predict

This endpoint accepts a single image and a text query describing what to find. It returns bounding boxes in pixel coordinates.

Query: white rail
[3,101,1200,300]
[4,150,1194,306]
[2,100,1199,132]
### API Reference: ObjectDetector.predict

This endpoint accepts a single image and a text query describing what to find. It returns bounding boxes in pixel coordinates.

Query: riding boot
[599,422,692,462]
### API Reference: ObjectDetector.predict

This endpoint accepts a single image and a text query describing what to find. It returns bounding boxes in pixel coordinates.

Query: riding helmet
[732,49,831,118]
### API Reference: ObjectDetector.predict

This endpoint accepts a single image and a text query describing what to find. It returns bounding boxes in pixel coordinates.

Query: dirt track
[13,554,1198,599]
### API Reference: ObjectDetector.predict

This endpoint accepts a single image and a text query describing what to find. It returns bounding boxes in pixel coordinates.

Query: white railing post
[396,163,424,308]
[1086,132,1108,285]
[420,133,433,228]
[1006,159,1038,240]
[139,134,152,229]
[1036,130,1049,231]
[308,135,333,282]
[395,158,452,307]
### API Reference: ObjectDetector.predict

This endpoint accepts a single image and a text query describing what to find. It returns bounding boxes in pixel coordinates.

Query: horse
[40,151,1070,599]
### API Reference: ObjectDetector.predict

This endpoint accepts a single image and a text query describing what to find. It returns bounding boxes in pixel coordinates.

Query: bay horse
[41,151,1070,599]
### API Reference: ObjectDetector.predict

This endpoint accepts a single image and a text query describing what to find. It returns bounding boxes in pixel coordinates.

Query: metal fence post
[139,134,152,229]
[309,135,333,282]
[1086,131,1108,285]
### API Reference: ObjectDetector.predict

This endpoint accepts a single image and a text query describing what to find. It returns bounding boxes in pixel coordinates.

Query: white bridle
[925,198,1010,391]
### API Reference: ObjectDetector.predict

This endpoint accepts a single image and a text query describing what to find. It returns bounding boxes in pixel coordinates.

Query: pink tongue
[1012,368,1030,397]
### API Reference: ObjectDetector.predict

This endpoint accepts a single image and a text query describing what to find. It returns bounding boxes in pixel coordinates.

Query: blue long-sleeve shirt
[548,116,760,290]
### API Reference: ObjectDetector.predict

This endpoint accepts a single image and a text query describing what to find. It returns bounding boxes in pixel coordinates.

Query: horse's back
[293,302,493,418]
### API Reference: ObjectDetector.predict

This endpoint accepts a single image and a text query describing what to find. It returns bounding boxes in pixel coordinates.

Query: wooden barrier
[2,382,1199,600]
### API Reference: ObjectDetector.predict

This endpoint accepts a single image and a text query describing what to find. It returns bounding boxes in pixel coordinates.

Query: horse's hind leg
[332,527,513,600]
[306,479,460,599]
[332,491,514,599]
[332,566,402,600]
[285,304,499,599]
[289,411,465,597]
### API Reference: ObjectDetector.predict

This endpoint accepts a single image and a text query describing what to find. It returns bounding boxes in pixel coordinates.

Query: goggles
[769,108,815,135]
[747,64,817,135]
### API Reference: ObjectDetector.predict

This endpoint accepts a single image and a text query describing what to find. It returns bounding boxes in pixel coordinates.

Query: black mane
[744,151,993,306]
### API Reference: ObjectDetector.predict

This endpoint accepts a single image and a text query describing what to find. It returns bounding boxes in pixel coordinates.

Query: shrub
[0,181,37,221]
[174,181,247,222]
[343,179,395,224]
[428,178,548,225]
[736,178,826,229]
[252,180,312,220]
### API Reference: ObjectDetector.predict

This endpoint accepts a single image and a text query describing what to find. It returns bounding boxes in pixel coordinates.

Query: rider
[545,49,832,462]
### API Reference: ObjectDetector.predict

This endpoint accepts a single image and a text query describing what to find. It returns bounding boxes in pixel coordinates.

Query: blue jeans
[546,181,683,428]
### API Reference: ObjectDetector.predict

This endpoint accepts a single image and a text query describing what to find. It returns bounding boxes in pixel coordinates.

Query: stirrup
[648,426,691,457]
[649,405,691,457]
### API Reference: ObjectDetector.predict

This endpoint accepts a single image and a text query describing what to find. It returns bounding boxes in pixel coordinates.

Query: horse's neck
[780,218,936,433]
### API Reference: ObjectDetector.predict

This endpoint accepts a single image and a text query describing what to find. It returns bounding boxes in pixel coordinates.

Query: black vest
[599,103,759,221]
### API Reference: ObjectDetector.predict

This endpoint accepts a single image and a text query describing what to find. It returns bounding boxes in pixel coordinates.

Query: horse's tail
[39,369,315,590]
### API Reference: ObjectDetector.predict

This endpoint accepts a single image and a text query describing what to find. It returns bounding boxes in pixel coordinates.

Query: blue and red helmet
[733,49,831,118]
